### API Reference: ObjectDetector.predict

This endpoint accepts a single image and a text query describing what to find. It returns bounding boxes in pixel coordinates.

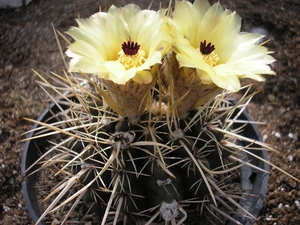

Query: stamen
[122,41,140,56]
[200,40,215,55]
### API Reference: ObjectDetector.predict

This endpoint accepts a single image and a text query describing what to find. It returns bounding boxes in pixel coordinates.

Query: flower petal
[66,49,107,74]
[132,71,152,84]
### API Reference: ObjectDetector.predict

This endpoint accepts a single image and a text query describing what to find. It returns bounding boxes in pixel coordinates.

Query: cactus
[22,0,293,225]
[26,72,266,225]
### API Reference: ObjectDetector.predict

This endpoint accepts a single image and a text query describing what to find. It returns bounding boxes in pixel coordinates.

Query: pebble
[279,175,286,182]
[279,106,287,114]
[3,205,10,212]
[268,199,277,207]
[278,186,285,192]
[0,64,13,76]
[266,215,275,221]
[288,132,294,139]
[283,112,294,125]
[295,200,300,210]
[274,132,281,139]
[278,203,283,209]
[287,155,293,162]
[267,94,276,103]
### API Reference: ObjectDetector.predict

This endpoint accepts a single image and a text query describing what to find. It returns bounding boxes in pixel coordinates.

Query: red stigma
[200,40,215,55]
[122,41,140,56]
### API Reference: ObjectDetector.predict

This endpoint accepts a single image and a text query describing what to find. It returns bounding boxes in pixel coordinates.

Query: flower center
[118,41,146,70]
[200,40,219,67]
[122,41,140,56]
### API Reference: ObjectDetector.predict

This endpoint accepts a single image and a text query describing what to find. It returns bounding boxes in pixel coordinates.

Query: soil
[0,0,300,224]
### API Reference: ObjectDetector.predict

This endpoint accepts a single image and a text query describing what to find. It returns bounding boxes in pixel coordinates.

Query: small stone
[266,215,274,221]
[3,205,10,212]
[278,186,285,192]
[267,94,276,102]
[288,190,296,196]
[268,199,277,207]
[274,132,281,139]
[287,155,293,162]
[295,200,300,210]
[279,175,286,182]
[280,106,287,114]
[288,132,294,139]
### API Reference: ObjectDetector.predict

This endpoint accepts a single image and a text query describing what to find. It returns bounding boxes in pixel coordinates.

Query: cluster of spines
[66,96,237,224]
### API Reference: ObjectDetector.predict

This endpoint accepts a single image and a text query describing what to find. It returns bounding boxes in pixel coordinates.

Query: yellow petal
[67,40,103,60]
[66,50,107,74]
[175,45,214,74]
[105,5,128,54]
[132,71,152,84]
[211,73,241,91]
[208,65,241,91]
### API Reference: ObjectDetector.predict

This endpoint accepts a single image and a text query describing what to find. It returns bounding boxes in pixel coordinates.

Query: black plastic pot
[21,102,269,225]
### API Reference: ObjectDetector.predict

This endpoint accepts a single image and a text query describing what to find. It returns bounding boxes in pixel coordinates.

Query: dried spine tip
[200,40,215,55]
[122,41,140,55]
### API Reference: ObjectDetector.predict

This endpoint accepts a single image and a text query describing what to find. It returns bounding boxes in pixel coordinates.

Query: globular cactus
[23,0,280,224]
[27,74,266,225]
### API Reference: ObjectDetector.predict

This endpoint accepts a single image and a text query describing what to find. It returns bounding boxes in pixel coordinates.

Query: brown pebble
[267,94,276,103]
[268,199,277,207]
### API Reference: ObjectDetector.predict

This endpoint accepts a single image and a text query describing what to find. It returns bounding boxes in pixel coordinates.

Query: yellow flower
[172,0,275,91]
[66,4,171,85]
